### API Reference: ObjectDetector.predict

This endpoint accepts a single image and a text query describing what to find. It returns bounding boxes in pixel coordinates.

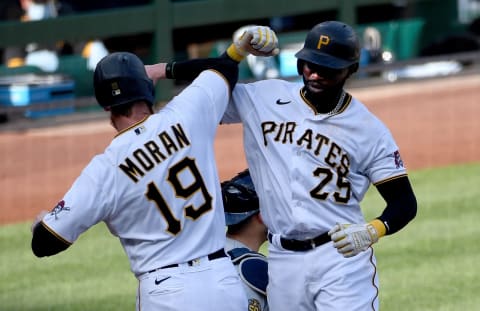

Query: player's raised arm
[145,25,279,89]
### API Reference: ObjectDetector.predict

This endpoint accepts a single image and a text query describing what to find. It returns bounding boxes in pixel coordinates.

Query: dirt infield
[1,74,479,225]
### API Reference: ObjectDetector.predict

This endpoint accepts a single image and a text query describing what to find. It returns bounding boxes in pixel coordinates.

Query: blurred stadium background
[0,0,479,128]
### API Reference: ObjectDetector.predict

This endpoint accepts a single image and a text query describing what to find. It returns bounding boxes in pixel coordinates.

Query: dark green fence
[0,0,452,103]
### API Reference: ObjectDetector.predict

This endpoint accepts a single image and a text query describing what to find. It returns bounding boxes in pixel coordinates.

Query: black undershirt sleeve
[166,52,239,90]
[375,176,417,235]
[31,222,70,257]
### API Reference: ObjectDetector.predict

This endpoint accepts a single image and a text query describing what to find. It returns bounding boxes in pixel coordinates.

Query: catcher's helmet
[221,169,259,226]
[295,21,360,73]
[94,52,154,109]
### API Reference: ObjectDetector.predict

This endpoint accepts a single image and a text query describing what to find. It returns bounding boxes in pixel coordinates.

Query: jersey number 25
[310,167,351,203]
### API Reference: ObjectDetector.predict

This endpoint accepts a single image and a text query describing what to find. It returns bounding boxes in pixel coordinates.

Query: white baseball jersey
[42,70,230,276]
[222,79,407,239]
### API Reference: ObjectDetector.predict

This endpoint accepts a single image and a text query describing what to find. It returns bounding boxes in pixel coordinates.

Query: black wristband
[166,62,175,79]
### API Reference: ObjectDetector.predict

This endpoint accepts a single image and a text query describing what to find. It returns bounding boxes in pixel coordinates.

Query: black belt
[148,249,227,273]
[267,232,331,251]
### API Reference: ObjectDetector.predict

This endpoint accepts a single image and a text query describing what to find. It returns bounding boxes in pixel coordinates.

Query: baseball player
[222,21,418,311]
[152,22,418,310]
[222,169,269,311]
[30,27,278,310]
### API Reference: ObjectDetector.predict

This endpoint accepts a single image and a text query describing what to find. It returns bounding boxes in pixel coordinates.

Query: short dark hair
[110,101,134,117]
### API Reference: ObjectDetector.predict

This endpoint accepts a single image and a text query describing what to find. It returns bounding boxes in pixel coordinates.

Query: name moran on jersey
[119,123,191,183]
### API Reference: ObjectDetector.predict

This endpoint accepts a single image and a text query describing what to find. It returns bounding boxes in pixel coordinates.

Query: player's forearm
[144,63,167,85]
[145,56,239,91]
[165,56,239,89]
[145,25,278,88]
[374,176,418,235]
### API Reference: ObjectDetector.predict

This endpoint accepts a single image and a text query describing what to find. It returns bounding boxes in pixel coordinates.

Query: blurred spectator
[360,26,383,66]
[3,0,60,72]
[1,0,109,72]
[58,0,151,57]
[1,0,23,67]
[358,26,385,77]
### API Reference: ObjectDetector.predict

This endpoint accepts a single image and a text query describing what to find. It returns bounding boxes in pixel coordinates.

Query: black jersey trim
[41,221,73,246]
[115,116,149,138]
[373,173,408,186]
[299,88,352,116]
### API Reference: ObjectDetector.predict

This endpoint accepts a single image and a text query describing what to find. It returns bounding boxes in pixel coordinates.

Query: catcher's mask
[221,169,260,226]
[94,52,155,110]
[295,21,360,74]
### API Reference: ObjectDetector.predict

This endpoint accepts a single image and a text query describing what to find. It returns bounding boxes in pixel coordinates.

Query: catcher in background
[222,169,269,311]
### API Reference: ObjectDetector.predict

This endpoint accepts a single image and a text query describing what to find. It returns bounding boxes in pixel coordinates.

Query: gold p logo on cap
[317,35,330,49]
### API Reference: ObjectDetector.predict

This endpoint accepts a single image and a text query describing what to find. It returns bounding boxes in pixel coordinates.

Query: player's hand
[227,25,280,62]
[328,223,379,258]
[237,26,280,56]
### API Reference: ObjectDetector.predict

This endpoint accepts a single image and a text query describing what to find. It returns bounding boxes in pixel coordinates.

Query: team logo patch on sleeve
[50,200,71,219]
[393,150,404,168]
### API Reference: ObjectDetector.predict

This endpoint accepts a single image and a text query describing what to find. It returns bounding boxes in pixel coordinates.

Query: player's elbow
[31,237,69,258]
[31,240,47,258]
[31,223,70,257]
[31,233,49,257]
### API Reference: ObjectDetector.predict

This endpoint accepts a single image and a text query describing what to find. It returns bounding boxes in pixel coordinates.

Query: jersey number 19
[145,157,212,235]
